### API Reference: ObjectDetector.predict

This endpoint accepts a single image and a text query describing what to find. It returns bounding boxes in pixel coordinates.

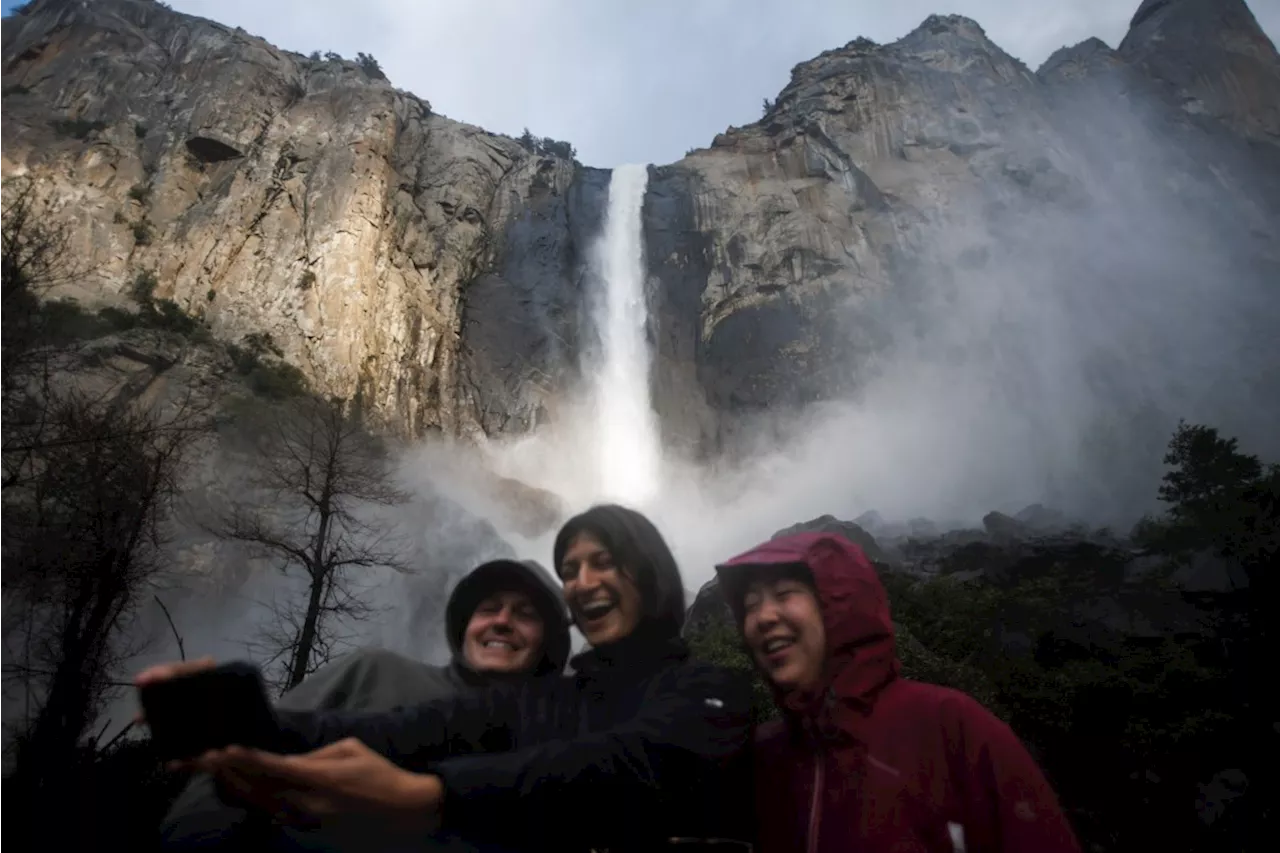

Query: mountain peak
[1038,37,1120,81]
[1124,0,1278,57]
[1119,0,1280,143]
[889,13,1032,81]
[896,14,995,51]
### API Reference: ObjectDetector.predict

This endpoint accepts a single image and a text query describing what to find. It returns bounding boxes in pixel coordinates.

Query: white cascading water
[589,163,662,506]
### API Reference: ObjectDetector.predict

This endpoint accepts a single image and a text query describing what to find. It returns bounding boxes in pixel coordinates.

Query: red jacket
[717,532,1082,853]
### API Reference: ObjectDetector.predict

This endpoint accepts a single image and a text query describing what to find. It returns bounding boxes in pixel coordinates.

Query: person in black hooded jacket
[137,505,753,852]
[159,558,571,851]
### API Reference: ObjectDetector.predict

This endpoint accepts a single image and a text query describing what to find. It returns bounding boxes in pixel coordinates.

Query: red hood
[716,532,900,733]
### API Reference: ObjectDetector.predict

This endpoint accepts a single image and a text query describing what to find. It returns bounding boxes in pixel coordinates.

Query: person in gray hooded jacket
[159,558,570,850]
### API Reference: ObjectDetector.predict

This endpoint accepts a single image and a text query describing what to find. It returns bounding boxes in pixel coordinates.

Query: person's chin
[765,666,802,694]
[471,648,528,671]
[583,624,622,646]
[484,659,529,674]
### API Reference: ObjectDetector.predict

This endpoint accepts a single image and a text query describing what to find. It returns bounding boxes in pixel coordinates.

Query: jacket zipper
[807,752,825,853]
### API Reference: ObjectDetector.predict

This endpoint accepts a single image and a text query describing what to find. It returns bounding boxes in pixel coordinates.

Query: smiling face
[558,531,643,646]
[741,575,826,695]
[461,588,546,674]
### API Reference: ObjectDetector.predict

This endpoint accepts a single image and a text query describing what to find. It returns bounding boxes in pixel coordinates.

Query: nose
[573,563,605,592]
[490,605,513,629]
[753,596,782,628]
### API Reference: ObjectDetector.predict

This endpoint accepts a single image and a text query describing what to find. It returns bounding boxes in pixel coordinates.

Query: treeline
[517,127,577,162]
[1,178,413,849]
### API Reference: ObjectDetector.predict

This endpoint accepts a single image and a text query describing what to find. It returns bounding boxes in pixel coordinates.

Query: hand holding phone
[138,660,284,761]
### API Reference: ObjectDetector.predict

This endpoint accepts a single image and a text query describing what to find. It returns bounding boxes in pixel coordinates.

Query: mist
[449,46,1280,597]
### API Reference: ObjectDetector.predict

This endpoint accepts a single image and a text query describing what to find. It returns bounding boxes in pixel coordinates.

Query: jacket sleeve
[945,694,1083,853]
[430,662,752,849]
[272,680,524,768]
[159,654,369,850]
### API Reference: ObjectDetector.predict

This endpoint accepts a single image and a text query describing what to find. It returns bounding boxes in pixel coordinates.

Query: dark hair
[553,503,686,636]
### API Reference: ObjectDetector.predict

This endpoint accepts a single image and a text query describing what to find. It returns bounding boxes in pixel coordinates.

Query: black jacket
[276,626,753,851]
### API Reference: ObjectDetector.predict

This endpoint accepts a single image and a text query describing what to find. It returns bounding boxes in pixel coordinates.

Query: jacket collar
[447,657,559,688]
[570,621,688,681]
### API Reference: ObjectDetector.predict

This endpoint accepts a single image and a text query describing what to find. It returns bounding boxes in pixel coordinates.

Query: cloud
[164,0,1280,168]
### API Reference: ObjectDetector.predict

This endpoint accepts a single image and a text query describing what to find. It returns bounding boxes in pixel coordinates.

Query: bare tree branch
[211,396,410,692]
[153,595,186,661]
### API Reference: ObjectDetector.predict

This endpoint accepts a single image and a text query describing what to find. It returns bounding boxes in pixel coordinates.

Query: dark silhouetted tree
[3,387,207,815]
[213,396,409,692]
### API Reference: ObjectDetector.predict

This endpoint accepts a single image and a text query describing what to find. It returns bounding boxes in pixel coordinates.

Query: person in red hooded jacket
[715,531,1082,853]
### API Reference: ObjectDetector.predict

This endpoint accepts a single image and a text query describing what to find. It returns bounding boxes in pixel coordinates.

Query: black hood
[445,558,570,678]
[553,504,686,640]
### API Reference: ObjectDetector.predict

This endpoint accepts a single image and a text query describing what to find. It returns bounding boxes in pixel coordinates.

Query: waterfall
[589,163,661,506]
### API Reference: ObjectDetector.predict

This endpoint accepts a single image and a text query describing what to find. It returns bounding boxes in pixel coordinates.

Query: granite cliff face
[4,0,1279,485]
[648,2,1280,460]
[1,0,594,439]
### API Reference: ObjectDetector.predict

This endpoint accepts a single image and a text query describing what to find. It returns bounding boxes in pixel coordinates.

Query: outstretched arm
[430,663,752,849]
[271,678,524,768]
[159,652,441,850]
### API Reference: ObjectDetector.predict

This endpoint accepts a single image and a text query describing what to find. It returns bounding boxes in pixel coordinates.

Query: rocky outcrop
[652,2,1280,464]
[1120,0,1280,144]
[1,0,590,439]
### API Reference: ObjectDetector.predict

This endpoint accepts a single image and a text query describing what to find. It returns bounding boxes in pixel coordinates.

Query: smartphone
[139,660,284,761]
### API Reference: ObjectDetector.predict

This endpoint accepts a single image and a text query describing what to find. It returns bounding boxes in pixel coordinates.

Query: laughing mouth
[482,639,518,651]
[761,637,794,655]
[578,599,615,621]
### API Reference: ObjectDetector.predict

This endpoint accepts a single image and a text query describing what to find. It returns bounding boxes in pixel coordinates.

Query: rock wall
[4,0,1279,474]
[650,2,1280,460]
[1,0,589,438]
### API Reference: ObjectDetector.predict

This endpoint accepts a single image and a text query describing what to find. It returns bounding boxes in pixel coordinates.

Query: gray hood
[444,558,571,677]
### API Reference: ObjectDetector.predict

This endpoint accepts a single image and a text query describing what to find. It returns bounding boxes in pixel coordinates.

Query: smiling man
[160,557,570,851]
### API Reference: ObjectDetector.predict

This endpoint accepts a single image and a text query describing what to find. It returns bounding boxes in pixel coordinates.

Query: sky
[4,0,1278,167]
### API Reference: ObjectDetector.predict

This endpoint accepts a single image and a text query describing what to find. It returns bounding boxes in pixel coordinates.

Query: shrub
[516,128,577,161]
[242,331,283,358]
[97,306,139,332]
[37,299,111,343]
[133,122,148,139]
[355,52,386,81]
[127,184,150,203]
[149,298,204,337]
[225,341,309,399]
[131,221,152,246]
[129,270,158,304]
[297,270,316,290]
